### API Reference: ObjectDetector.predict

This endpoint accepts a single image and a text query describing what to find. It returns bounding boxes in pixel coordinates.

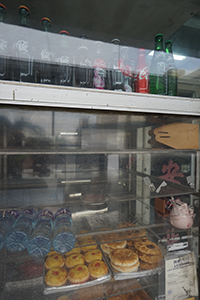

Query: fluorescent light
[148,51,186,61]
[59,132,78,136]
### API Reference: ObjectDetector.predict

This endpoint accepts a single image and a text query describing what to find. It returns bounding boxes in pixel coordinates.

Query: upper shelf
[1,81,200,116]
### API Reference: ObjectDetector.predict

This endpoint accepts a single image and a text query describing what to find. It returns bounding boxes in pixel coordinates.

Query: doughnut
[88,260,108,278]
[68,264,89,284]
[65,253,85,269]
[109,249,139,267]
[134,239,161,256]
[45,267,67,286]
[45,254,65,270]
[84,249,102,263]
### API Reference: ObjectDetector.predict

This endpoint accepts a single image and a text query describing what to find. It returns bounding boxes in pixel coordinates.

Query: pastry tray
[43,247,112,295]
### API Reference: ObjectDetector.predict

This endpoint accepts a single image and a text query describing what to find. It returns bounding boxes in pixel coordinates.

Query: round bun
[134,240,161,256]
[45,267,67,286]
[109,249,139,267]
[65,243,81,256]
[138,251,163,264]
[45,254,65,270]
[84,249,102,263]
[88,260,108,278]
[111,260,139,273]
[68,264,89,284]
[65,253,85,269]
[139,260,159,270]
[100,243,112,255]
[79,238,97,252]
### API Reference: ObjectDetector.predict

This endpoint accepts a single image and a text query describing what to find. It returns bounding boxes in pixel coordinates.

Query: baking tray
[43,246,112,295]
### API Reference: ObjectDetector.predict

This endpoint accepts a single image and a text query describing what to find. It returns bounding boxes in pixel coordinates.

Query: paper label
[165,251,198,300]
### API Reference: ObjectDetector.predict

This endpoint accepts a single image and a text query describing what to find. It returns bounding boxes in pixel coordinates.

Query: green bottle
[18,5,30,27]
[0,3,7,22]
[165,40,177,96]
[149,33,166,95]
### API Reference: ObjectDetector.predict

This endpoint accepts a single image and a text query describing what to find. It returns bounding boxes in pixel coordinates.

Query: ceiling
[3,0,200,50]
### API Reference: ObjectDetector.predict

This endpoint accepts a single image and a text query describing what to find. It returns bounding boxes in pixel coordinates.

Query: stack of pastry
[99,228,127,255]
[44,253,68,286]
[117,222,147,248]
[133,238,163,270]
[109,248,139,273]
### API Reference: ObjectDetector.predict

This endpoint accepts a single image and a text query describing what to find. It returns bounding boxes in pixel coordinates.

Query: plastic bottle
[165,40,177,96]
[0,3,9,81]
[108,38,125,91]
[0,210,19,251]
[53,208,75,254]
[12,5,35,82]
[55,30,73,86]
[27,209,54,258]
[93,41,107,89]
[75,34,93,88]
[134,48,149,93]
[149,33,166,95]
[39,17,55,84]
[5,208,36,253]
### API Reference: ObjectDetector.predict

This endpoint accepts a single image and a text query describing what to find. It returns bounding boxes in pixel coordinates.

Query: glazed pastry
[65,253,85,269]
[45,254,65,270]
[110,260,139,273]
[109,248,139,267]
[84,249,102,263]
[45,267,67,286]
[64,242,81,256]
[68,264,90,284]
[88,260,108,278]
[79,237,97,253]
[134,239,161,256]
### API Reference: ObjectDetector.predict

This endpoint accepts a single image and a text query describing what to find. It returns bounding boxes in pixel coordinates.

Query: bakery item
[139,260,159,270]
[79,237,97,252]
[64,242,81,256]
[77,230,93,242]
[126,293,141,300]
[45,254,65,270]
[127,237,149,248]
[45,267,67,286]
[65,253,85,269]
[138,250,163,264]
[108,296,125,300]
[84,249,102,263]
[109,249,139,267]
[134,239,161,256]
[68,264,90,284]
[111,260,140,273]
[72,284,104,300]
[100,243,112,255]
[118,222,136,239]
[88,260,108,278]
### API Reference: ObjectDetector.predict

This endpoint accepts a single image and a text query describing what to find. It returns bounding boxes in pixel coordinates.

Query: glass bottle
[149,33,166,95]
[0,3,9,80]
[39,17,55,84]
[108,38,125,91]
[121,46,134,92]
[165,40,177,96]
[93,41,107,90]
[56,30,73,86]
[75,34,93,88]
[12,5,34,82]
[134,48,149,93]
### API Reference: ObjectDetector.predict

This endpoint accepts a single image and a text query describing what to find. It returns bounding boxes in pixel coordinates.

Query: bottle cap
[41,17,51,23]
[59,30,69,35]
[18,5,30,13]
[0,3,7,10]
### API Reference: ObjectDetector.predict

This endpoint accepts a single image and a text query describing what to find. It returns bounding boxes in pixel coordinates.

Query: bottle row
[0,208,76,258]
[0,4,178,95]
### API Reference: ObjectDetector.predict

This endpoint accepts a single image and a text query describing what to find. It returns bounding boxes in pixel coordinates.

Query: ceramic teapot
[169,198,195,229]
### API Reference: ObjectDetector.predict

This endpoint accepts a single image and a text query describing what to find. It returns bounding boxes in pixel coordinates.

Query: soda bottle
[27,209,54,258]
[5,208,36,253]
[165,40,177,96]
[12,5,34,82]
[53,208,75,254]
[134,48,149,93]
[93,41,107,89]
[0,210,19,251]
[75,34,93,88]
[121,46,134,92]
[55,30,73,86]
[39,17,55,84]
[0,3,9,81]
[149,33,166,95]
[108,38,125,91]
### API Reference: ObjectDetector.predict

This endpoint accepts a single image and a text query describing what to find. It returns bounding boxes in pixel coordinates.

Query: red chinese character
[159,160,184,184]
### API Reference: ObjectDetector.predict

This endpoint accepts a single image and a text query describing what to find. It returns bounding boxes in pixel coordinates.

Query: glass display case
[0,1,200,300]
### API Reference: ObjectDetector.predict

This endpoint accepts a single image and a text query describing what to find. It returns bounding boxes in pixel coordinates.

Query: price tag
[165,251,198,300]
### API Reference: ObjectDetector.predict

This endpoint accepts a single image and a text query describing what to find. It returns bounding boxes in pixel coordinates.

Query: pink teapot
[169,198,195,229]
